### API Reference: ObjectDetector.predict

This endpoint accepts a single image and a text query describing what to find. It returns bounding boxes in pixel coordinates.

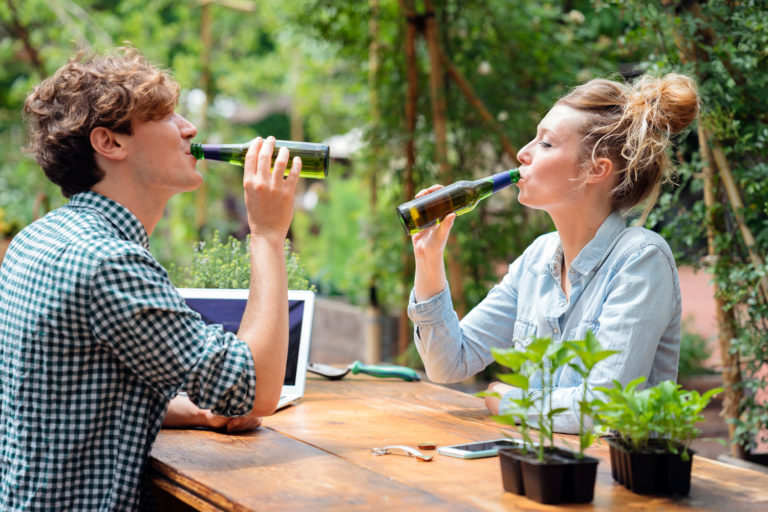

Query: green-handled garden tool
[307,360,420,382]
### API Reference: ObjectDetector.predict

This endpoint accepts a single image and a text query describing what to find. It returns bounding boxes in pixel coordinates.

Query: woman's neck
[550,205,613,299]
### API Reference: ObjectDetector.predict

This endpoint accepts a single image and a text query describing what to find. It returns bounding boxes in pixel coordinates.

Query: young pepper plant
[564,330,620,458]
[484,336,572,462]
[594,377,723,461]
[483,330,619,462]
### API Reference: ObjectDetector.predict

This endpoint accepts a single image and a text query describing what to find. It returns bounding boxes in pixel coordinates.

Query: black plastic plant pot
[499,447,599,504]
[564,453,599,503]
[498,448,525,495]
[606,437,694,496]
[520,455,568,504]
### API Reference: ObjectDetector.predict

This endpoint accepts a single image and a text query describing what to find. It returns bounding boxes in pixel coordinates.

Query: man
[0,47,300,509]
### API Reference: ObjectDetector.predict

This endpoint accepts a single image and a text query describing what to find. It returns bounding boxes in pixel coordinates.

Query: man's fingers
[244,137,263,177]
[272,146,290,184]
[257,136,276,179]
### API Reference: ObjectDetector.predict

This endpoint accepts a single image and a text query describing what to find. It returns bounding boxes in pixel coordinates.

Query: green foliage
[2,3,765,457]
[594,378,722,461]
[289,0,627,311]
[481,330,615,461]
[0,207,20,237]
[169,231,315,292]
[564,330,620,456]
[678,319,715,379]
[609,0,768,454]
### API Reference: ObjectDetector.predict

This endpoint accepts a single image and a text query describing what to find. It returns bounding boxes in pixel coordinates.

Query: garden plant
[593,376,723,495]
[484,330,616,504]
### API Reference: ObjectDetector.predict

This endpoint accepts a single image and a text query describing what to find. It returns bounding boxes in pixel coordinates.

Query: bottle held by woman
[397,169,521,235]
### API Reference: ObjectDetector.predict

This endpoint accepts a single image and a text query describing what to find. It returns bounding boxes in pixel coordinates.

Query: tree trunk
[366,0,382,362]
[698,125,746,459]
[398,0,419,355]
[195,1,212,236]
[423,0,466,317]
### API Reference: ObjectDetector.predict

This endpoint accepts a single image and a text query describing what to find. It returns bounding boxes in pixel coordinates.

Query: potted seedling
[484,331,618,504]
[593,377,722,495]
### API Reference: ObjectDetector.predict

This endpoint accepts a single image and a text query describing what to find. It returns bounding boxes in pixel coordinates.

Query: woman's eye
[539,140,552,148]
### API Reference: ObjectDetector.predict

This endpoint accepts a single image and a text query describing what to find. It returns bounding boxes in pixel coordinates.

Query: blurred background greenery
[1,0,767,456]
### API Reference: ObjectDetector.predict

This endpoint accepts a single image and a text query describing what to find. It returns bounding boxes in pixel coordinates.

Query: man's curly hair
[24,47,180,197]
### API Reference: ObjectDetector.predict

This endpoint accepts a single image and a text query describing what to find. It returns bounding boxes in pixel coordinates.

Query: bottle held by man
[192,139,330,179]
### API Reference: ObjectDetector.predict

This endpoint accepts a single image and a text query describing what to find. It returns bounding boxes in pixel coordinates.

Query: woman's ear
[587,157,614,184]
[90,127,128,161]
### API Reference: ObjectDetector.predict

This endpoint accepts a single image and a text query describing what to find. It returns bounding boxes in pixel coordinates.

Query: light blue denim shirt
[408,212,681,434]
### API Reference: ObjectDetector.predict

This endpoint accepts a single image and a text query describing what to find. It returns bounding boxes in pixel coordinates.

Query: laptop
[177,288,315,410]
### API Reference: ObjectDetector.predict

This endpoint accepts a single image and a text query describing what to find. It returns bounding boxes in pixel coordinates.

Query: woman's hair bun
[626,73,699,135]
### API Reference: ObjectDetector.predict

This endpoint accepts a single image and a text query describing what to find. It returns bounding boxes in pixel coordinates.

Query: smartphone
[437,438,524,459]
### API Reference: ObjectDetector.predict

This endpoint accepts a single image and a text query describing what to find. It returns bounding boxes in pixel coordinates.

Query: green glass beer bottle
[191,139,330,179]
[396,169,521,235]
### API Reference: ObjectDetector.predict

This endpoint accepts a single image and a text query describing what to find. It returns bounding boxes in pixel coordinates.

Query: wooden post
[398,0,419,355]
[364,0,383,363]
[423,0,466,317]
[698,125,746,459]
[194,1,212,236]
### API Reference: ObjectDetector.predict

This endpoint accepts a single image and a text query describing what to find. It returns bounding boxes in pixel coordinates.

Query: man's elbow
[250,392,281,417]
[250,401,277,417]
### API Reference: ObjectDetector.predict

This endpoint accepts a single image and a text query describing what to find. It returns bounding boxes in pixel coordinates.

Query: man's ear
[587,157,614,184]
[90,127,128,161]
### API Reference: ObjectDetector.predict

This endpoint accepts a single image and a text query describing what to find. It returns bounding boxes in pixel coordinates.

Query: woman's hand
[411,185,456,302]
[411,185,456,261]
[484,381,515,416]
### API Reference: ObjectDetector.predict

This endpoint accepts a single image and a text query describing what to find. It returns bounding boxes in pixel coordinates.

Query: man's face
[123,112,201,196]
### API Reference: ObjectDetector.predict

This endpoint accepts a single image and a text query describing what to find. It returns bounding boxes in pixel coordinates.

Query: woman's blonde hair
[557,73,700,222]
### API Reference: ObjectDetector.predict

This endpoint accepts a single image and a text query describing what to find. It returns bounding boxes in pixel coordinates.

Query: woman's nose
[517,141,532,165]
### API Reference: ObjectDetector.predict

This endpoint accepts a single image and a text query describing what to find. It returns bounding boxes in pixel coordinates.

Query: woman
[407,73,699,433]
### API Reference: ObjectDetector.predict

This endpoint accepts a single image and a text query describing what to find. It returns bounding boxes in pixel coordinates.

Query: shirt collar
[570,211,626,276]
[67,191,150,250]
[541,211,626,277]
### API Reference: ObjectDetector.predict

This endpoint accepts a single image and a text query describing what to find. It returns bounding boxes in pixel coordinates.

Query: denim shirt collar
[543,211,627,278]
[67,191,150,250]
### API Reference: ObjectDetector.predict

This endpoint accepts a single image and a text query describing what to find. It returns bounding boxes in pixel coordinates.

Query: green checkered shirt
[0,191,256,510]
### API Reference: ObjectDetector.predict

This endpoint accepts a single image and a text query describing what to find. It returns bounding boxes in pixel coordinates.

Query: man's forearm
[237,235,289,416]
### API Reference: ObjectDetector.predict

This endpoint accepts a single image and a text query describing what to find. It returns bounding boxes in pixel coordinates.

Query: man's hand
[163,394,262,432]
[223,409,264,432]
[242,136,301,244]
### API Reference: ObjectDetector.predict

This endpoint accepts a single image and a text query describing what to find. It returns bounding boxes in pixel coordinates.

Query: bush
[169,231,315,291]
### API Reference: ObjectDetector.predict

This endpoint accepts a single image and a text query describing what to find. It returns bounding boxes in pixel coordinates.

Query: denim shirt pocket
[513,319,538,348]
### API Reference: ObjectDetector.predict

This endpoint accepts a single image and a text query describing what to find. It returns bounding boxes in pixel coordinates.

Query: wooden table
[150,375,768,511]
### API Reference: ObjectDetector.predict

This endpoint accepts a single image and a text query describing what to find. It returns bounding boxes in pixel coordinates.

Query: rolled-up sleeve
[89,251,256,417]
[408,259,521,383]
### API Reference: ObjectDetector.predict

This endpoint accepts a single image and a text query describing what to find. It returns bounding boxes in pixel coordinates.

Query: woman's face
[515,104,589,214]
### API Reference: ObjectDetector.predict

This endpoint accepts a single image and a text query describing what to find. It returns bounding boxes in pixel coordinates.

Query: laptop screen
[182,295,306,386]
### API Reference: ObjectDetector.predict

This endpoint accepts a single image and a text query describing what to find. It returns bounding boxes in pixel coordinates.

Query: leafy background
[1,0,766,456]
